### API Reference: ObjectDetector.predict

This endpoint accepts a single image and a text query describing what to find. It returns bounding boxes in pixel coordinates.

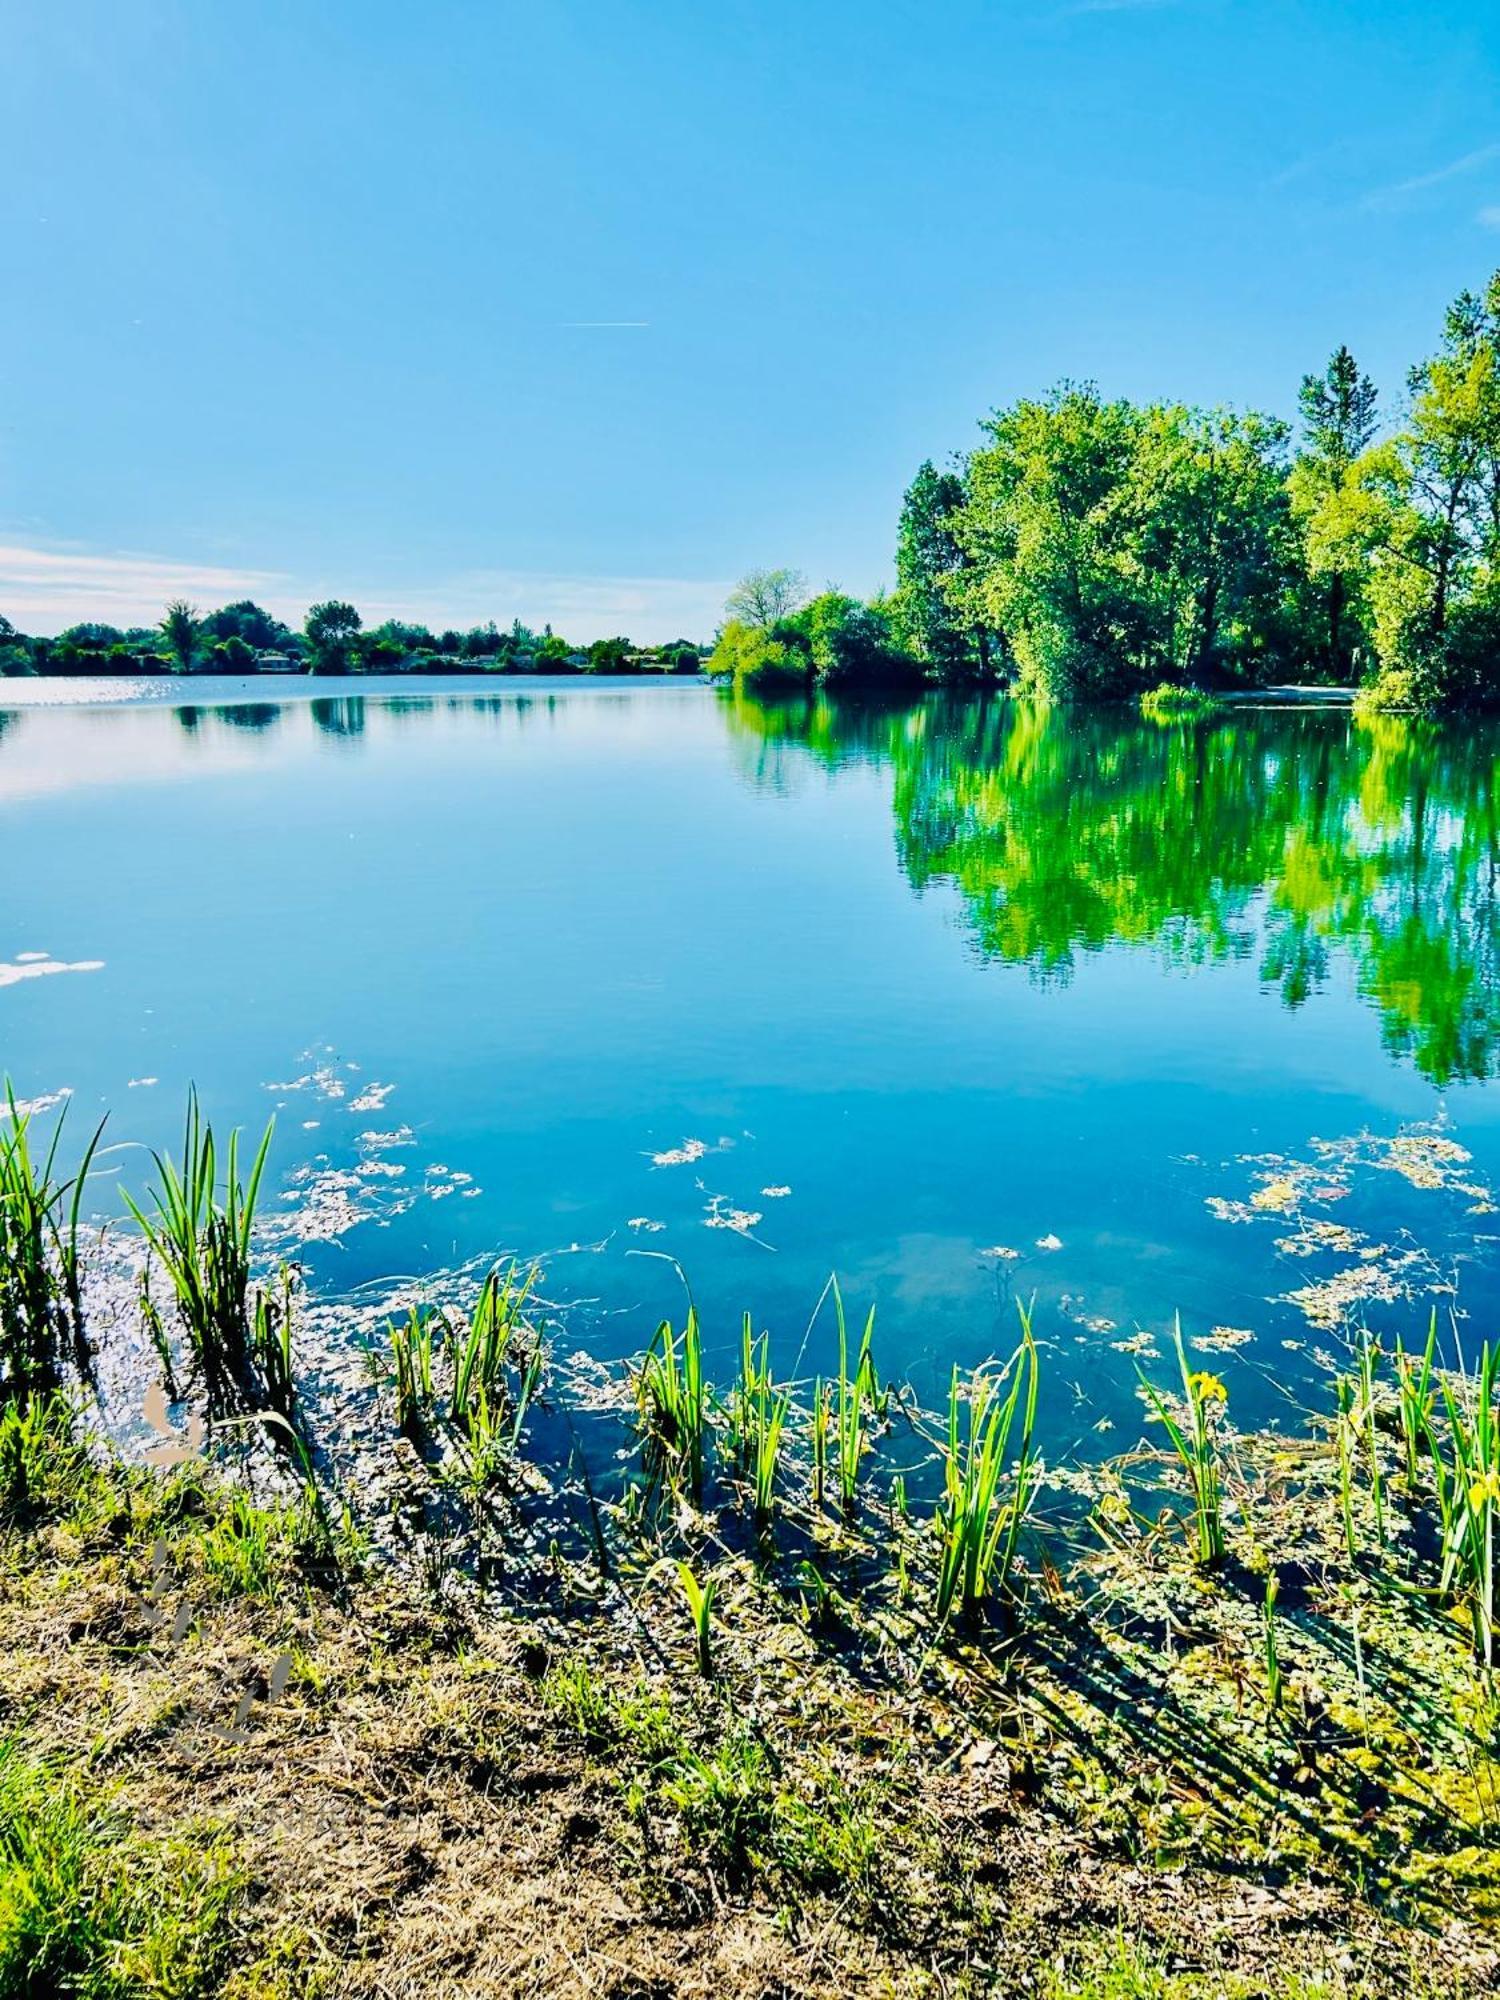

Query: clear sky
[3,0,1498,641]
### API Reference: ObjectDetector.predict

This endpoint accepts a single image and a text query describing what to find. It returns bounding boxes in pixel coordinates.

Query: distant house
[254,651,294,673]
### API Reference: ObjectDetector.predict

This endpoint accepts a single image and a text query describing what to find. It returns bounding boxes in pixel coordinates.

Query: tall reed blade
[1139,1315,1226,1566]
[932,1303,1042,1630]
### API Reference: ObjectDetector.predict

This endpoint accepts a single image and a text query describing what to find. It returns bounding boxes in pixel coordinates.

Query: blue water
[3,676,1497,1448]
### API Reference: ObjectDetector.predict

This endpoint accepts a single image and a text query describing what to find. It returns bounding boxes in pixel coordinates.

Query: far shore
[0,671,711,710]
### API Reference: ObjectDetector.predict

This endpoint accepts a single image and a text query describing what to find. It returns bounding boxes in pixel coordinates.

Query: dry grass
[2,1446,1496,2000]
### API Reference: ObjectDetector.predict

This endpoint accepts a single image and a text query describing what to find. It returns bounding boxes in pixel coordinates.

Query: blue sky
[2,0,1498,640]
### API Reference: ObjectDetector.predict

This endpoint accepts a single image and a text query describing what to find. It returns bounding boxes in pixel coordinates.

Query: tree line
[711,267,1500,711]
[0,599,705,679]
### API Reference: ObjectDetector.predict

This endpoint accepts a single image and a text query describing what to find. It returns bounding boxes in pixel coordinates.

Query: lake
[3,675,1498,1454]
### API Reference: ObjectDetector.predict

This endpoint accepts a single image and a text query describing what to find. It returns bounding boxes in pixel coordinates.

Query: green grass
[0,1741,243,1999]
[0,1390,98,1525]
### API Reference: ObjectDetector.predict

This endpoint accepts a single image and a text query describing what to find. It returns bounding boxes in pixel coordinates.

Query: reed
[390,1307,438,1437]
[676,1559,718,1675]
[1139,1317,1225,1566]
[1395,1312,1440,1495]
[0,1084,104,1399]
[1356,1332,1386,1547]
[725,1316,790,1532]
[832,1284,880,1516]
[810,1376,829,1509]
[1437,1339,1500,1669]
[450,1264,542,1486]
[931,1304,1041,1629]
[124,1093,272,1418]
[634,1308,708,1500]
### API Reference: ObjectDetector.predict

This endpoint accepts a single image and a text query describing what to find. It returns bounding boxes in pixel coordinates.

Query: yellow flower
[1467,1469,1500,1511]
[1187,1371,1228,1405]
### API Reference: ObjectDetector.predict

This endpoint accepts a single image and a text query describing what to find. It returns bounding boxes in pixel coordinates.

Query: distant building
[255,651,293,673]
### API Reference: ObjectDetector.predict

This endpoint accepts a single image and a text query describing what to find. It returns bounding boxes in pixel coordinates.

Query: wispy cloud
[0,542,282,629]
[0,540,730,642]
[1480,204,1500,231]
[1363,141,1500,211]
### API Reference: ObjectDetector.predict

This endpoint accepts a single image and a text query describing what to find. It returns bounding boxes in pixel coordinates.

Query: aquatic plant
[931,1305,1041,1629]
[1437,1339,1500,1668]
[450,1264,542,1486]
[676,1559,718,1675]
[1139,1317,1226,1566]
[1395,1312,1440,1494]
[724,1320,788,1536]
[832,1284,881,1516]
[390,1307,437,1438]
[0,1084,103,1400]
[1138,682,1224,720]
[124,1093,272,1419]
[727,1317,790,1533]
[634,1309,708,1501]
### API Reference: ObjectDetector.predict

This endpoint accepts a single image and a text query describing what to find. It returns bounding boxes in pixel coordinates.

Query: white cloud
[0,540,731,643]
[1363,141,1500,211]
[1480,204,1500,230]
[0,542,282,631]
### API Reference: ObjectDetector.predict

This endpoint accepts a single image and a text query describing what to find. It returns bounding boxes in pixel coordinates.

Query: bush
[1138,683,1224,719]
[705,620,813,695]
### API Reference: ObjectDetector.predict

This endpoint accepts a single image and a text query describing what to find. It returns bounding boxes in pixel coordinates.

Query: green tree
[159,601,200,674]
[705,619,812,694]
[892,460,998,678]
[199,600,293,650]
[1289,346,1379,677]
[1345,272,1500,707]
[304,600,362,676]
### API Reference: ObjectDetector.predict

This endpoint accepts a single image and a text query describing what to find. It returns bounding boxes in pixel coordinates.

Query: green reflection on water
[726,692,1500,1086]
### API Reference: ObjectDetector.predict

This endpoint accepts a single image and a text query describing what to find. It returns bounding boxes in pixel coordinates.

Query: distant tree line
[0,598,706,680]
[711,267,1500,711]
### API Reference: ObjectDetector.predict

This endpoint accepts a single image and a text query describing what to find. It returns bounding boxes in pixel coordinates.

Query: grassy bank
[3,1096,1500,1996]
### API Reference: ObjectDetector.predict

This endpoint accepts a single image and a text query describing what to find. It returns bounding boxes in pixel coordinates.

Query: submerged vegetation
[3,1086,1500,1992]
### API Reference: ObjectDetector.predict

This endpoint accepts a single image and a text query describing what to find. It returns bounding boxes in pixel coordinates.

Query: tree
[724,568,808,630]
[199,600,293,650]
[705,619,812,694]
[1342,271,1500,706]
[215,634,256,672]
[892,460,998,677]
[304,601,363,675]
[1289,346,1379,675]
[159,601,200,674]
[585,636,635,673]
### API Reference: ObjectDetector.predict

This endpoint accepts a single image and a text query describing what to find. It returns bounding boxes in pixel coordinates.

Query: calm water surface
[4,676,1498,1449]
